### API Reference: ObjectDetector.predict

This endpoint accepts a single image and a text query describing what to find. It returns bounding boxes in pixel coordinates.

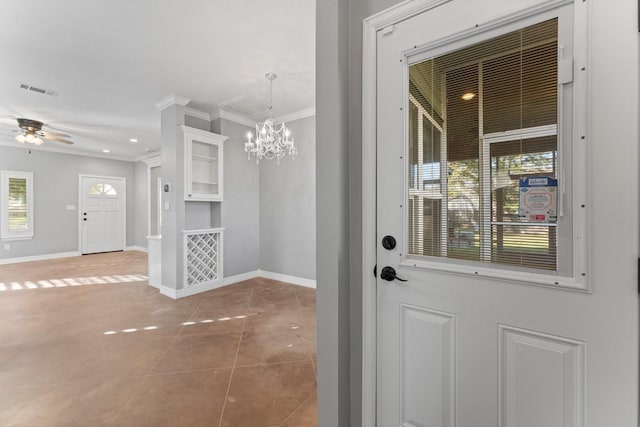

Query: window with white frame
[1,170,34,240]
[407,16,575,275]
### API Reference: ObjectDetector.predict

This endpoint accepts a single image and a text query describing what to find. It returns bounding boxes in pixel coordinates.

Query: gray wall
[160,104,187,290]
[316,0,352,425]
[149,166,161,235]
[317,0,399,425]
[0,145,137,259]
[259,116,316,280]
[215,118,260,277]
[134,161,148,247]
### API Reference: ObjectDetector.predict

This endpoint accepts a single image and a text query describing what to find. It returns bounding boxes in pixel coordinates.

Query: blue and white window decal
[518,177,558,222]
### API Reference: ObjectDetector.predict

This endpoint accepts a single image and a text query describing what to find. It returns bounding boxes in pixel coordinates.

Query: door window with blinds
[407,17,572,273]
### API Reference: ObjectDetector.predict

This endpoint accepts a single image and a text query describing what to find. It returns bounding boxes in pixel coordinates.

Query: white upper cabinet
[182,126,228,201]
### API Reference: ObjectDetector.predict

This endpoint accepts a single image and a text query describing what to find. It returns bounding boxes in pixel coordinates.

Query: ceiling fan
[13,118,73,145]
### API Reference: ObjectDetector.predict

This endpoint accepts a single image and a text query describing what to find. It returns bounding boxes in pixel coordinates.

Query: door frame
[78,174,127,254]
[143,154,162,236]
[361,0,584,424]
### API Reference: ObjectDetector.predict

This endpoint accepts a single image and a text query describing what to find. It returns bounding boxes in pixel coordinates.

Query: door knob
[382,235,396,250]
[380,266,407,282]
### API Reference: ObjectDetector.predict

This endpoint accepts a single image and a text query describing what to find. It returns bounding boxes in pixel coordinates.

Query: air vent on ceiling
[19,82,59,97]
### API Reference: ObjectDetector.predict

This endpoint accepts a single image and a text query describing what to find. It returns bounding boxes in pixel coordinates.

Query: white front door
[375,1,638,426]
[80,176,125,254]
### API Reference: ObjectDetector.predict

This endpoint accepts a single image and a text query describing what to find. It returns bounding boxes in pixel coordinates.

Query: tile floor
[0,251,317,426]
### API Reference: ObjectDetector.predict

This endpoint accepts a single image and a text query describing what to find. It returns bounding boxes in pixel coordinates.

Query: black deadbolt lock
[382,235,396,250]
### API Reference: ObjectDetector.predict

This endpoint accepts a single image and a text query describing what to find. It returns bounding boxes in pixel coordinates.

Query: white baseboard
[257,270,317,289]
[224,270,260,285]
[158,285,178,299]
[155,270,316,299]
[177,280,227,298]
[0,251,81,266]
[125,246,147,252]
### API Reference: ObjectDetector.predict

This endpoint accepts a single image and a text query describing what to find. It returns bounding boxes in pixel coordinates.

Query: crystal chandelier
[244,73,297,163]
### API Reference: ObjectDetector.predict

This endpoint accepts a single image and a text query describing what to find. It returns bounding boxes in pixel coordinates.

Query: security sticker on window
[518,177,557,223]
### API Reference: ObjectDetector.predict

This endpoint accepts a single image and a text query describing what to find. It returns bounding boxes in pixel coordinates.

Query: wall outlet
[3,244,9,250]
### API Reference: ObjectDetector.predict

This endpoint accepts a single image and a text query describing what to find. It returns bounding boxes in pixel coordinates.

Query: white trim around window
[1,170,34,241]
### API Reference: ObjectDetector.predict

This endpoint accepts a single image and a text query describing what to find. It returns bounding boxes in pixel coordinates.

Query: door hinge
[637,257,640,293]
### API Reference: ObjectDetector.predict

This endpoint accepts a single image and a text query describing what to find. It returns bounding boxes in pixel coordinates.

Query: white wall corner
[154,94,191,110]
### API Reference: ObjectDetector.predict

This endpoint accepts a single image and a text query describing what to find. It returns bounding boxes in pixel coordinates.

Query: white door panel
[81,176,125,254]
[375,1,637,426]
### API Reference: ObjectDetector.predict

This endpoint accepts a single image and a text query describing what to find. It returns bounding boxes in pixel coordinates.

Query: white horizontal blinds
[408,18,559,270]
[483,19,558,270]
[408,101,420,255]
[409,64,444,257]
[490,136,558,270]
[8,177,28,231]
[445,64,480,261]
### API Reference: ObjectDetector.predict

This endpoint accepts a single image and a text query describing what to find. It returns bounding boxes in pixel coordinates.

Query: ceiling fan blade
[40,131,71,138]
[45,135,74,145]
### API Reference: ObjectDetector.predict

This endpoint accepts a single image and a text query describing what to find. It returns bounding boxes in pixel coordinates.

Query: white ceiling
[0,0,315,160]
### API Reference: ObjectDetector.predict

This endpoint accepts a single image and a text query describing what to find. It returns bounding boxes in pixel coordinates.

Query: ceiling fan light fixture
[461,92,476,101]
[13,118,74,146]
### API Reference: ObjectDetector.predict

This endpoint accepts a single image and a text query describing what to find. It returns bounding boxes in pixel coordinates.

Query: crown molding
[211,107,317,129]
[138,152,162,166]
[274,107,316,124]
[211,109,256,128]
[0,140,134,162]
[184,107,211,121]
[179,125,229,142]
[154,94,191,110]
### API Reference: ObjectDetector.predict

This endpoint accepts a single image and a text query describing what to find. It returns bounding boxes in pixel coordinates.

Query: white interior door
[80,176,125,254]
[375,1,638,426]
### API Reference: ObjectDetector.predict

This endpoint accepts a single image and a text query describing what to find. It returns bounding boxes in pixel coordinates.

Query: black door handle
[380,266,407,282]
[83,218,87,221]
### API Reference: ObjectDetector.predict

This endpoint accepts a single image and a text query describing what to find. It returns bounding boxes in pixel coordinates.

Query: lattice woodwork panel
[184,231,220,286]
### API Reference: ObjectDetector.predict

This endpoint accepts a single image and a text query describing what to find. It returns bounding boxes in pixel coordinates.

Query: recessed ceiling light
[461,92,476,101]
[102,149,110,153]
[129,138,138,143]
